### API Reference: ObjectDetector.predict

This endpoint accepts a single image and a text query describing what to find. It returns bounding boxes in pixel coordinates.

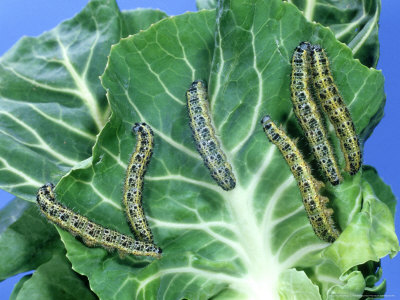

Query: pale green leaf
[197,0,218,10]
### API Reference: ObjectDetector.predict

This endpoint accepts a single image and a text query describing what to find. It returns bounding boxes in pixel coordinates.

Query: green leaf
[0,0,396,299]
[323,180,399,272]
[362,165,396,216]
[10,274,32,300]
[0,197,30,233]
[197,0,217,10]
[288,0,381,67]
[121,9,168,37]
[49,0,397,299]
[58,9,219,299]
[308,260,366,300]
[0,199,63,281]
[0,0,167,202]
[10,252,97,300]
[197,0,381,67]
[278,269,321,300]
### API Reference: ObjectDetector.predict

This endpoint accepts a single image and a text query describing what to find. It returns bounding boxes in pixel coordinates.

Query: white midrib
[56,36,105,131]
[222,186,281,300]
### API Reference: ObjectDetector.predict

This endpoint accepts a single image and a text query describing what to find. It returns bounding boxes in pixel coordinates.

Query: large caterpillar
[36,183,162,258]
[186,80,236,191]
[290,42,342,185]
[310,45,362,175]
[261,115,340,243]
[123,122,154,243]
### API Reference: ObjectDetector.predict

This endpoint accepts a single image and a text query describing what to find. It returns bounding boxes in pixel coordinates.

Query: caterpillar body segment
[291,42,342,185]
[36,183,162,258]
[310,45,362,175]
[186,80,236,191]
[261,115,340,243]
[123,122,154,243]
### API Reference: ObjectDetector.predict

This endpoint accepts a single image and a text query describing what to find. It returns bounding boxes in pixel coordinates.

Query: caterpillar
[290,42,342,185]
[36,183,162,258]
[123,122,154,243]
[186,80,236,191]
[261,115,340,243]
[310,44,362,175]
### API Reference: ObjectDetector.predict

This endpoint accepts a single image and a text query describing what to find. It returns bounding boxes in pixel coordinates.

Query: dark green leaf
[10,274,32,300]
[0,199,61,281]
[288,0,380,67]
[10,252,97,300]
[0,197,30,233]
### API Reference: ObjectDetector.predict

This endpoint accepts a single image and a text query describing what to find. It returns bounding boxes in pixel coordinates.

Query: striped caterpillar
[36,183,162,258]
[186,80,236,191]
[123,122,154,243]
[310,44,362,175]
[261,115,340,242]
[290,42,342,185]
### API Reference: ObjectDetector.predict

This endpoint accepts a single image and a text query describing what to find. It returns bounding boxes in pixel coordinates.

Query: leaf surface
[287,0,381,67]
[10,252,97,300]
[0,0,166,202]
[53,0,397,299]
[0,199,61,281]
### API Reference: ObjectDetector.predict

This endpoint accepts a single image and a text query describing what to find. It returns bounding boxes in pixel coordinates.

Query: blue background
[0,0,398,298]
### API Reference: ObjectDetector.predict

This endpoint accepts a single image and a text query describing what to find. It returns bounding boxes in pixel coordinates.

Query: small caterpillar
[290,42,342,185]
[261,115,340,243]
[36,183,162,258]
[310,44,362,175]
[186,80,236,191]
[123,122,154,243]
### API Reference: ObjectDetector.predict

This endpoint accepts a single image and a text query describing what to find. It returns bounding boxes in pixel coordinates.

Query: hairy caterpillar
[310,45,362,175]
[123,122,154,243]
[290,42,342,185]
[261,115,340,243]
[36,183,162,258]
[186,80,236,191]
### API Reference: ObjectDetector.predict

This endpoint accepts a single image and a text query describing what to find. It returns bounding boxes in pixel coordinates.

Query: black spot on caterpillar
[186,80,236,191]
[290,42,342,185]
[310,44,362,175]
[36,183,162,258]
[261,115,340,243]
[123,122,154,243]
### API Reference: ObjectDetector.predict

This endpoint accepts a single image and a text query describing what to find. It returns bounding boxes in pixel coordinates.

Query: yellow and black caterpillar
[261,115,340,243]
[36,183,162,258]
[186,80,236,191]
[310,45,362,175]
[291,42,342,185]
[123,122,154,243]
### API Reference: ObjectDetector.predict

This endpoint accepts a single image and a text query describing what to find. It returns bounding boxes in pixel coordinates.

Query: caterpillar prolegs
[36,183,162,258]
[310,45,362,175]
[261,115,340,243]
[291,42,342,185]
[186,80,236,191]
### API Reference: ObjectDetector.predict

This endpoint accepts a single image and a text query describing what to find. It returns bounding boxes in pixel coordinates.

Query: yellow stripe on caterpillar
[123,122,154,243]
[310,45,362,175]
[291,42,342,185]
[186,80,236,191]
[36,183,162,258]
[261,115,340,243]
